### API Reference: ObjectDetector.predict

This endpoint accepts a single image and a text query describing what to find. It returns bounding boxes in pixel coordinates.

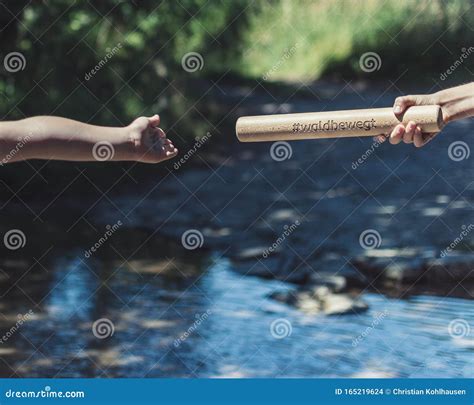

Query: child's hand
[375,94,443,148]
[126,114,178,163]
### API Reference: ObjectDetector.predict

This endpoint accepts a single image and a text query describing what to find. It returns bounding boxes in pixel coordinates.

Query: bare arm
[0,115,178,164]
[433,82,474,123]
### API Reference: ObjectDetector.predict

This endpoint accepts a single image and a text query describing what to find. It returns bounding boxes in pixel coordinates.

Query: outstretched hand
[126,114,178,164]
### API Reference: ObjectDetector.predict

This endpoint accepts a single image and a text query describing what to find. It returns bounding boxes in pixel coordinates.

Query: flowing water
[0,252,472,377]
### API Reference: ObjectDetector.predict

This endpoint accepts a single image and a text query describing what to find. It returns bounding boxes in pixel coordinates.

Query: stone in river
[383,259,425,283]
[270,286,368,315]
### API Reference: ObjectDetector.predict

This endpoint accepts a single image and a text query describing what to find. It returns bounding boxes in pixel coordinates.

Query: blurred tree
[0,0,249,138]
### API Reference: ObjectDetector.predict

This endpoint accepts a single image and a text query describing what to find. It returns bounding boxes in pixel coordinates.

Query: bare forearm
[434,82,474,123]
[0,116,131,163]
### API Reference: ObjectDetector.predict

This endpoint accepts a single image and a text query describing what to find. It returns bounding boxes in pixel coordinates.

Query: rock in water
[270,286,368,315]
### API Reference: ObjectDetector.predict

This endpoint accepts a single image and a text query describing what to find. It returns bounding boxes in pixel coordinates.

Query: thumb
[393,95,419,116]
[147,114,160,127]
[393,94,438,117]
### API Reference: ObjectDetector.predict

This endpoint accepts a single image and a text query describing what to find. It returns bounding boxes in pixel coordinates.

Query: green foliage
[235,0,474,81]
[0,0,249,141]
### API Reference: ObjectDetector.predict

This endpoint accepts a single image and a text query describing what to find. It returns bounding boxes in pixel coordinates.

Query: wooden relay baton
[236,105,443,142]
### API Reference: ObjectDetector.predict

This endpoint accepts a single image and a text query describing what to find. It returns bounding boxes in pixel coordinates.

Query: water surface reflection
[0,251,471,377]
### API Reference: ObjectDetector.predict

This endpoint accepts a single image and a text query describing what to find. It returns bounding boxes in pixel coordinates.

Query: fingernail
[394,105,402,114]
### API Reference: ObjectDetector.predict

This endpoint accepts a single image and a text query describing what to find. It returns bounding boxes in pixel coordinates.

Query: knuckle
[395,96,406,105]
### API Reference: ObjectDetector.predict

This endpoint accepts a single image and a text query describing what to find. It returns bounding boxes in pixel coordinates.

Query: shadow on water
[0,220,210,377]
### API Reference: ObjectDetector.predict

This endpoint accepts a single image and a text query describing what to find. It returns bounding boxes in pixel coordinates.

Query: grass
[231,0,474,82]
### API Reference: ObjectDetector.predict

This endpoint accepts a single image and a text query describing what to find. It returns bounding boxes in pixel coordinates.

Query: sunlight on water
[2,254,471,378]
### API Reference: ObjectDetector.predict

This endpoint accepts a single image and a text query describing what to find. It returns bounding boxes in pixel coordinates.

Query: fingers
[389,124,405,144]
[413,127,437,148]
[373,125,439,150]
[413,125,424,148]
[383,124,438,149]
[150,127,178,157]
[157,138,177,153]
[413,128,438,148]
[163,142,178,157]
[156,127,166,139]
[403,121,416,144]
[134,126,177,163]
